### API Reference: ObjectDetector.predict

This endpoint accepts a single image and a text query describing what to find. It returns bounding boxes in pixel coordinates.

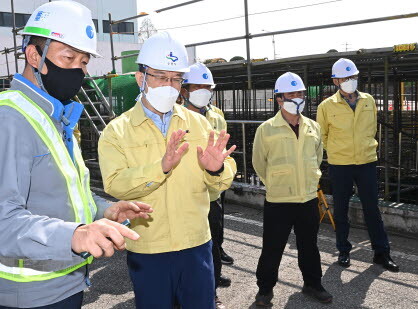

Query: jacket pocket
[122,140,163,168]
[267,164,297,198]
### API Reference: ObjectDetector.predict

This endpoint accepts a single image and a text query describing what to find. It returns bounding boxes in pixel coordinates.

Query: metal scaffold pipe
[186,12,418,48]
[244,0,252,90]
[11,0,18,73]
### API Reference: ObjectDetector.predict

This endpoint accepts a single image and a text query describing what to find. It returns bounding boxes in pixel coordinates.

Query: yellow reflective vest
[98,103,236,254]
[252,111,323,203]
[316,91,378,165]
[0,90,95,282]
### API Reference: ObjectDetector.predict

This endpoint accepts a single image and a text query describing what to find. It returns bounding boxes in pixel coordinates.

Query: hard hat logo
[51,32,64,39]
[203,73,209,79]
[291,81,297,86]
[86,25,94,39]
[166,52,179,63]
[34,11,50,22]
[346,66,351,71]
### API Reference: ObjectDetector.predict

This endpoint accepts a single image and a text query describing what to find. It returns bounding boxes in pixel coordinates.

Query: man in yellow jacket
[207,101,229,264]
[252,72,332,307]
[181,62,237,309]
[317,58,398,272]
[205,99,235,267]
[98,32,236,309]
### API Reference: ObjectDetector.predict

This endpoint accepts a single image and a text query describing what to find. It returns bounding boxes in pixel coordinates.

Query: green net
[88,74,139,116]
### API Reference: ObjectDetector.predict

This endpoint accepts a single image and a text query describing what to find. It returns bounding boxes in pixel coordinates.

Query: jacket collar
[10,73,84,125]
[10,74,84,161]
[331,90,367,104]
[271,110,310,129]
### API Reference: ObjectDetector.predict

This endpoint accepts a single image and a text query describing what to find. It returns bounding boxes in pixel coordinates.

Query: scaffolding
[211,46,418,204]
[1,0,417,204]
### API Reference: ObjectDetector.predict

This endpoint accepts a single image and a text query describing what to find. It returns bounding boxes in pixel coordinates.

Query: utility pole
[244,0,252,90]
[343,42,351,52]
[262,29,277,59]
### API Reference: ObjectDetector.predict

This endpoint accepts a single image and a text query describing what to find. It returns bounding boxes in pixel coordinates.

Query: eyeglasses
[343,76,358,81]
[146,72,185,86]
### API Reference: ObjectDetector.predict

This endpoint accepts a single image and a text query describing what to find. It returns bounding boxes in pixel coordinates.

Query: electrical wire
[158,0,343,31]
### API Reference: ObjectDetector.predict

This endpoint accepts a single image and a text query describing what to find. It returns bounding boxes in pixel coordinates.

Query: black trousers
[208,199,223,290]
[329,162,390,254]
[256,198,322,294]
[0,292,83,309]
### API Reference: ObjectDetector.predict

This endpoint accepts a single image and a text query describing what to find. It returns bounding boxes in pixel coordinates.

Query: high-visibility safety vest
[0,90,97,282]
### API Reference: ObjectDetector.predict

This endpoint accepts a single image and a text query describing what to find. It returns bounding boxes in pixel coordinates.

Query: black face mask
[35,46,85,102]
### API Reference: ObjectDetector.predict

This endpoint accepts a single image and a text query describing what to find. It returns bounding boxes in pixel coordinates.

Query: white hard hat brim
[332,70,359,78]
[183,81,216,86]
[144,64,190,73]
[22,33,102,58]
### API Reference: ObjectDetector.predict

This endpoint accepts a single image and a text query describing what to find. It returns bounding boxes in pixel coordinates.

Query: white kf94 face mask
[143,82,180,114]
[340,79,358,94]
[188,89,212,108]
[283,97,305,115]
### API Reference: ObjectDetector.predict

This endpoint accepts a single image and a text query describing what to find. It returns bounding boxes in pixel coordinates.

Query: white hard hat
[136,31,189,73]
[274,72,306,93]
[183,62,216,88]
[331,58,359,78]
[22,0,100,57]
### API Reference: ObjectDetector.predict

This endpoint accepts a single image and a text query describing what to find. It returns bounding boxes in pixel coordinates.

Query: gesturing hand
[197,130,236,172]
[71,219,139,258]
[162,129,190,173]
[104,201,153,223]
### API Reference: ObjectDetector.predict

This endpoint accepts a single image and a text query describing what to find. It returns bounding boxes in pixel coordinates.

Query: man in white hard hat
[317,58,399,272]
[98,32,237,309]
[252,72,332,307]
[180,62,237,309]
[0,2,153,308]
[187,71,234,268]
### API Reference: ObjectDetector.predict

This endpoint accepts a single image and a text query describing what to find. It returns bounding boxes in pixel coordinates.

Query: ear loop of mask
[140,66,148,93]
[32,38,51,93]
[181,89,193,108]
[32,38,70,124]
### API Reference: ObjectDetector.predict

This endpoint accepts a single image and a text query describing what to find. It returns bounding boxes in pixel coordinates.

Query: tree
[138,18,157,43]
[230,56,245,61]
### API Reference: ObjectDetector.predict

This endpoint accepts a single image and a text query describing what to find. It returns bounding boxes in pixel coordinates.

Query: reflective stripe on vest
[0,90,96,282]
[73,142,98,217]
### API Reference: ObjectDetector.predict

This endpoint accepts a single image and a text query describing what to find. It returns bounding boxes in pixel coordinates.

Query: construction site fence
[222,83,418,205]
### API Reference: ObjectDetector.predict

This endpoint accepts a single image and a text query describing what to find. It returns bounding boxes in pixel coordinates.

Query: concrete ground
[82,203,418,309]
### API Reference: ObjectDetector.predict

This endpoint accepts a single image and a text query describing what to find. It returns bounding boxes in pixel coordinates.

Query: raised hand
[197,130,236,172]
[162,129,190,173]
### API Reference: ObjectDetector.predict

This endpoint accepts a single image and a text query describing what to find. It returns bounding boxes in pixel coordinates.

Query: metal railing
[226,117,418,204]
[226,120,263,183]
